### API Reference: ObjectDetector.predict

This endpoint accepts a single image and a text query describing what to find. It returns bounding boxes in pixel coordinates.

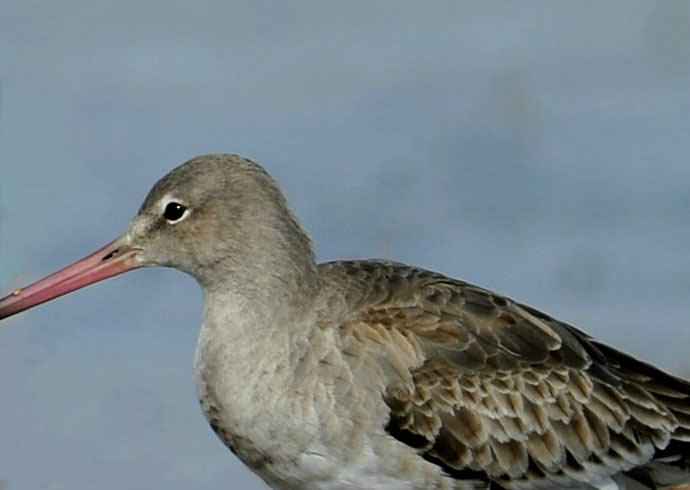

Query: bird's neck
[192,211,330,477]
[200,269,320,350]
[194,199,319,310]
[196,240,322,379]
[194,219,323,407]
[194,262,326,478]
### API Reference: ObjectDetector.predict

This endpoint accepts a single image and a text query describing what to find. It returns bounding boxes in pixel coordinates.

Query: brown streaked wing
[325,260,690,489]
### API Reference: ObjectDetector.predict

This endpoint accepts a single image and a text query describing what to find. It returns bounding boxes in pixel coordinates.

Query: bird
[1,154,689,490]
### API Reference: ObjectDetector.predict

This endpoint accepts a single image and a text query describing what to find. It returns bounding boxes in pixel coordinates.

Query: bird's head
[0,154,315,320]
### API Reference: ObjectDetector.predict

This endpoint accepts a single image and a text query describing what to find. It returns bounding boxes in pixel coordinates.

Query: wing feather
[322,260,690,488]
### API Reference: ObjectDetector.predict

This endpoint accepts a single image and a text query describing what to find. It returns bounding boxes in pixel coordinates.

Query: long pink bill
[0,237,142,321]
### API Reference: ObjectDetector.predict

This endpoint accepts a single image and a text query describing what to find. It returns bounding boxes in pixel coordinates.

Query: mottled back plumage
[318,260,690,489]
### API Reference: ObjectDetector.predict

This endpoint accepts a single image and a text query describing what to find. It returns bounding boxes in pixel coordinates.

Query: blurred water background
[1,2,690,489]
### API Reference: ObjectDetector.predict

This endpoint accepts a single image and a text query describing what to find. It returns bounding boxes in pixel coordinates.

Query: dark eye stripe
[164,202,187,221]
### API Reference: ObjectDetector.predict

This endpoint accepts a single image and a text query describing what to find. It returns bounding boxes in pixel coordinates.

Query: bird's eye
[163,202,187,222]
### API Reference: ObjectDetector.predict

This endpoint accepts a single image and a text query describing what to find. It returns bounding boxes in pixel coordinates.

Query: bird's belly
[194,342,333,486]
[195,366,310,479]
[296,443,419,490]
[196,390,410,488]
[195,353,434,488]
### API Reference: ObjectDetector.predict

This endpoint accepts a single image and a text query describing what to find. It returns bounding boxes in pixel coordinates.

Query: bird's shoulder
[317,259,600,377]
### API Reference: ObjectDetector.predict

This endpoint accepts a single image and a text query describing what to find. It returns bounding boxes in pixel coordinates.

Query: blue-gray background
[1,2,690,489]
